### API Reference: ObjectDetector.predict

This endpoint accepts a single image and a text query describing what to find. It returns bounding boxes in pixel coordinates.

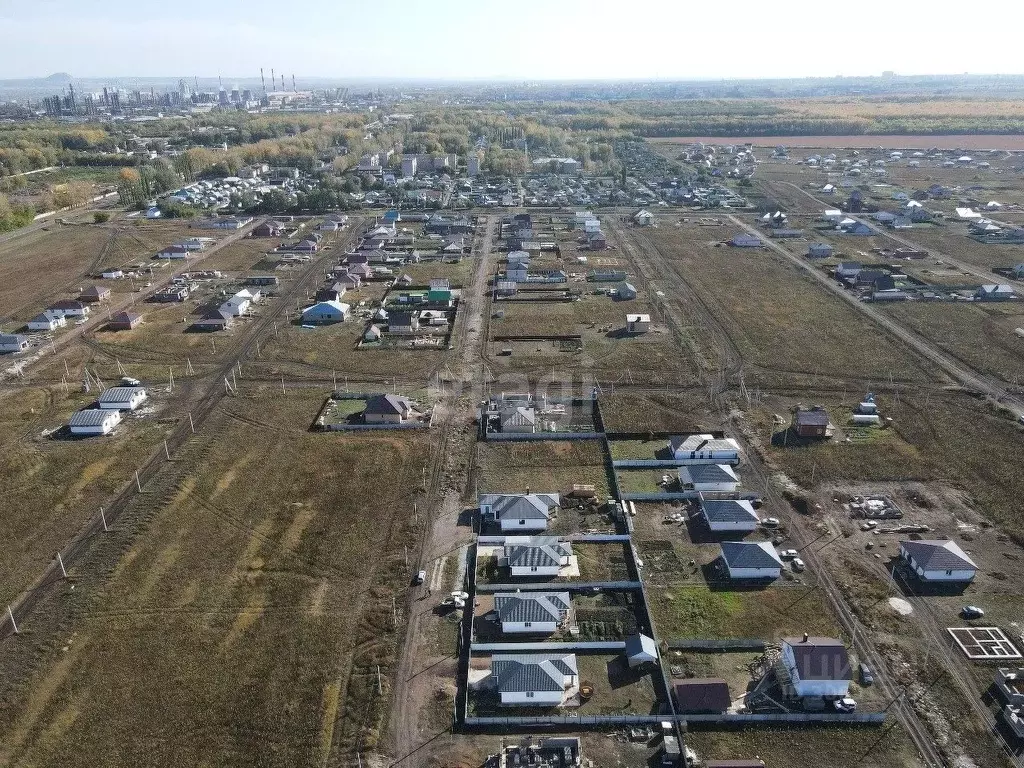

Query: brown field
[0,383,172,609]
[0,388,431,767]
[642,226,939,385]
[651,135,1024,150]
[476,440,612,499]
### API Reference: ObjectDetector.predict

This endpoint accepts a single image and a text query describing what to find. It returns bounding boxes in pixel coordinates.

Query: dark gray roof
[794,408,829,427]
[901,539,978,571]
[389,311,416,326]
[494,592,570,624]
[480,494,559,521]
[492,653,577,693]
[505,540,572,569]
[720,541,783,569]
[674,678,731,713]
[679,464,738,485]
[783,637,852,682]
[364,394,412,416]
[701,499,758,524]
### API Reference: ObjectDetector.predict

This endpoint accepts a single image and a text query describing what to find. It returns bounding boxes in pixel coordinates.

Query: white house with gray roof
[678,464,739,492]
[503,537,573,577]
[494,592,571,634]
[489,653,579,706]
[480,493,560,531]
[69,408,122,436]
[669,434,741,464]
[97,386,148,411]
[700,497,760,532]
[899,539,978,582]
[721,541,783,579]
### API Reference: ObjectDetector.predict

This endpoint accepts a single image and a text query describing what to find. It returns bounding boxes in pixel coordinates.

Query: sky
[3,0,1024,81]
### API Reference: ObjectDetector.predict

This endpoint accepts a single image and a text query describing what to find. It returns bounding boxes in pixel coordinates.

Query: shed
[68,408,122,436]
[626,314,651,334]
[673,678,731,714]
[98,386,148,411]
[792,407,830,438]
[624,633,658,667]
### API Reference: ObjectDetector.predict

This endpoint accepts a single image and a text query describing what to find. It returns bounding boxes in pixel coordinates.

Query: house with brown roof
[80,285,111,303]
[107,311,143,331]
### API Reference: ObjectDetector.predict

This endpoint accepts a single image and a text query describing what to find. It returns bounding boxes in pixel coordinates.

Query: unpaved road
[387,216,495,766]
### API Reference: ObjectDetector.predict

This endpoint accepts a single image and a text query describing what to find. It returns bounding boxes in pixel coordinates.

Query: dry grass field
[0,383,173,609]
[0,388,431,768]
[476,440,612,499]
[642,226,939,386]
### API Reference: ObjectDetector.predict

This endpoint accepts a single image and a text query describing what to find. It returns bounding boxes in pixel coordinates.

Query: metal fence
[667,639,766,651]
[470,641,626,652]
[475,581,643,593]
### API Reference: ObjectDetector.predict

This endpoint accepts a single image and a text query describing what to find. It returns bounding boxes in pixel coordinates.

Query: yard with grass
[476,440,613,499]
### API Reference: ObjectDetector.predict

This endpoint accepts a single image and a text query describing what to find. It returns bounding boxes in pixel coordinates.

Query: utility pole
[7,605,17,635]
[57,552,67,578]
[100,506,108,532]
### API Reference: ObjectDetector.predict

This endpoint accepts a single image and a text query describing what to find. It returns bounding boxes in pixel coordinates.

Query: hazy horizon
[3,0,1024,82]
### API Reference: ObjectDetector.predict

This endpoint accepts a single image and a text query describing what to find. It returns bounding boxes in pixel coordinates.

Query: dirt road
[386,216,496,766]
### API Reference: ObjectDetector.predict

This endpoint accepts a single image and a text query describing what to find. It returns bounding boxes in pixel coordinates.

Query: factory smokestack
[292,74,296,92]
[271,68,275,92]
[260,67,266,93]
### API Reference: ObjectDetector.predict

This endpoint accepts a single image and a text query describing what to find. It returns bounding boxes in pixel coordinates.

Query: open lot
[0,388,431,768]
[476,440,613,500]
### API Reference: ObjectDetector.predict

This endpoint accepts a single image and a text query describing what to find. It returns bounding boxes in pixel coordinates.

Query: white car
[761,517,781,528]
[791,558,806,572]
[780,549,799,559]
[833,697,857,713]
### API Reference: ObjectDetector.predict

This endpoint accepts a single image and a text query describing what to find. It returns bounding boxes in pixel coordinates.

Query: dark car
[859,663,874,686]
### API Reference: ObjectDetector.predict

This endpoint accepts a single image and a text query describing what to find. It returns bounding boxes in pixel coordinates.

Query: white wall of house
[727,565,780,579]
[501,620,558,634]
[499,518,548,532]
[510,564,561,577]
[916,566,976,582]
[365,412,403,424]
[705,518,757,533]
[70,413,121,435]
[500,690,564,706]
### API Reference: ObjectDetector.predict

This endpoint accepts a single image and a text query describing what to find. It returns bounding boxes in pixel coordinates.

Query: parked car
[791,558,806,572]
[761,517,781,528]
[780,549,799,559]
[833,697,858,713]
[859,663,874,686]
[961,605,985,620]
[413,569,427,586]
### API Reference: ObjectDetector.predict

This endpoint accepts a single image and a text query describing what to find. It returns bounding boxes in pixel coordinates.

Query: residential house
[792,407,830,438]
[152,286,189,303]
[47,300,90,318]
[100,270,124,280]
[587,231,607,250]
[899,539,978,582]
[633,209,654,226]
[503,537,573,578]
[291,238,319,253]
[251,221,283,238]
[668,434,741,464]
[107,311,142,331]
[493,592,571,634]
[480,493,560,532]
[729,234,763,248]
[678,464,739,492]
[191,309,234,332]
[220,292,252,318]
[301,300,350,325]
[840,221,874,236]
[995,668,1024,706]
[488,653,578,706]
[700,498,760,533]
[247,275,280,286]
[976,284,1015,301]
[501,405,537,433]
[780,636,852,698]
[617,282,638,301]
[363,394,414,423]
[98,386,148,411]
[315,284,347,303]
[27,312,66,332]
[68,408,122,436]
[155,244,192,260]
[835,262,862,279]
[587,269,627,283]
[80,285,111,303]
[808,243,834,259]
[720,541,783,579]
[0,333,30,353]
[626,314,650,334]
[387,311,420,334]
[674,678,731,714]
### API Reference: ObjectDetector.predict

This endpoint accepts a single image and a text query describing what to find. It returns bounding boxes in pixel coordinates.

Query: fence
[475,581,643,593]
[485,431,603,442]
[470,641,625,652]
[668,639,766,651]
[464,712,887,728]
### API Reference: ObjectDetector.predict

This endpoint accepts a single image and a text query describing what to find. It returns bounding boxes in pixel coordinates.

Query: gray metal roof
[98,386,145,405]
[900,539,978,571]
[491,653,577,693]
[480,494,560,521]
[669,434,738,454]
[506,540,572,569]
[364,394,412,415]
[624,633,658,660]
[494,592,570,624]
[783,637,851,682]
[69,409,119,427]
[679,464,738,485]
[794,408,829,426]
[720,541,783,569]
[701,499,758,524]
